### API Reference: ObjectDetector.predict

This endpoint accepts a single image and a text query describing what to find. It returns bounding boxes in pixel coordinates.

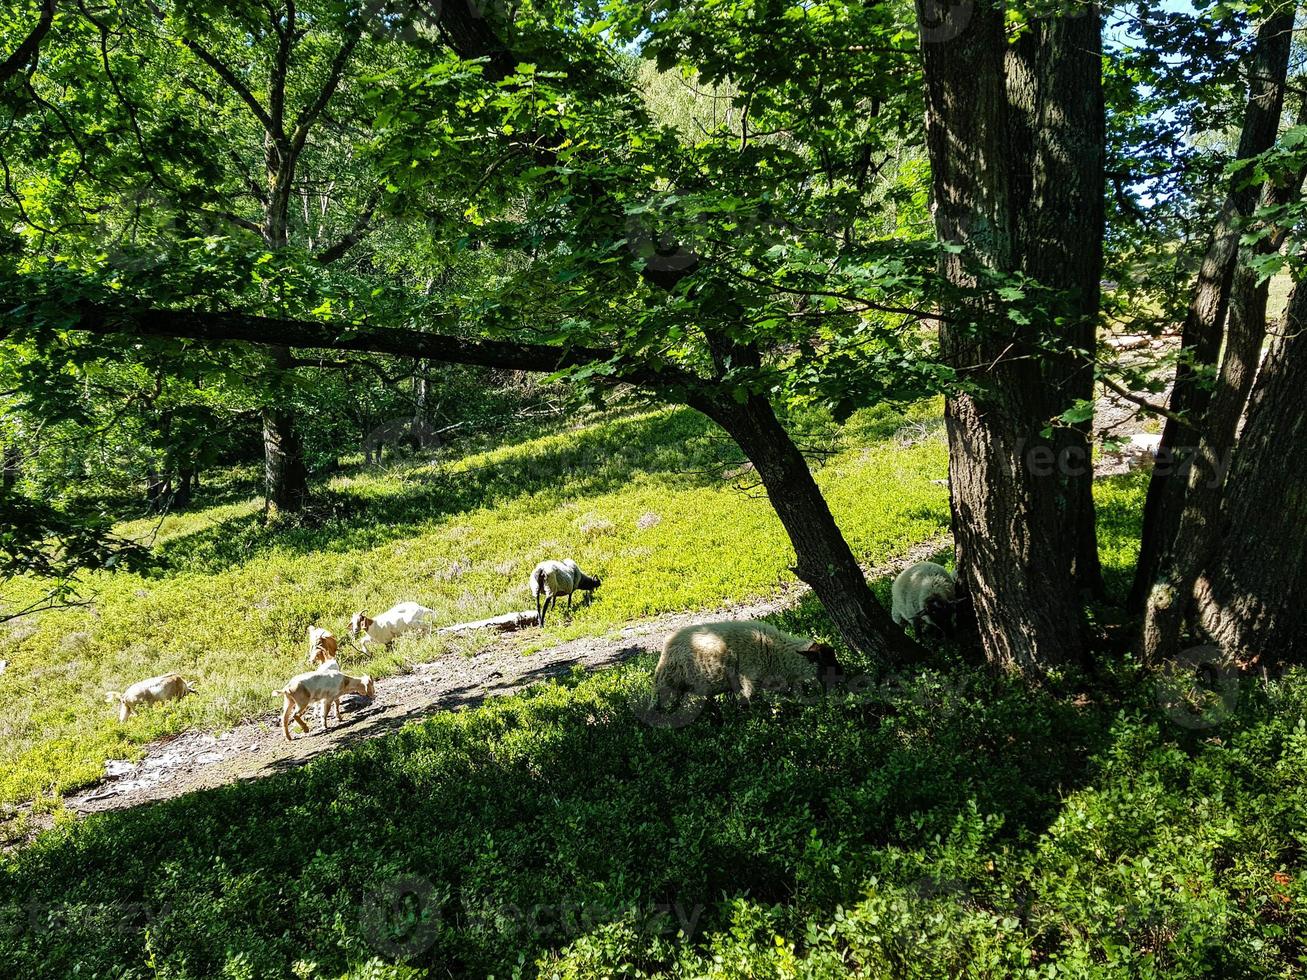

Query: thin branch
[313,192,378,264]
[1096,370,1187,424]
[289,20,361,158]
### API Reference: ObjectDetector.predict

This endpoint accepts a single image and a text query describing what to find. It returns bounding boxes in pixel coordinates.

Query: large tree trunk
[918,1,1099,674]
[262,347,308,516]
[1129,6,1295,612]
[693,389,924,664]
[1193,292,1307,664]
[263,400,308,517]
[1006,9,1106,597]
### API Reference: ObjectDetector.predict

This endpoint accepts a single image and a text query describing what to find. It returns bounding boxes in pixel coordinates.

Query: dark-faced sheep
[530,559,601,627]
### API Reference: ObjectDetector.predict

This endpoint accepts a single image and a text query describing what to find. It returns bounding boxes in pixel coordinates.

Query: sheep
[274,668,375,741]
[105,673,195,723]
[891,561,966,637]
[530,559,601,627]
[649,620,844,714]
[349,601,435,652]
[307,625,338,666]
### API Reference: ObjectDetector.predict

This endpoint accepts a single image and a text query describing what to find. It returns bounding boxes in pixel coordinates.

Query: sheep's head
[924,595,959,637]
[349,612,372,636]
[576,572,601,592]
[802,642,845,689]
[355,675,376,700]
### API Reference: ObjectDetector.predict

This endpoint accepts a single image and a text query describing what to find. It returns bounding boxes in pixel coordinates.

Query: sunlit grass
[0,403,952,806]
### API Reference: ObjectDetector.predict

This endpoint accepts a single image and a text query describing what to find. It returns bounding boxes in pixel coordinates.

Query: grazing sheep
[106,673,195,723]
[891,561,965,636]
[275,669,375,741]
[307,625,338,666]
[530,559,601,627]
[650,620,844,712]
[349,601,435,652]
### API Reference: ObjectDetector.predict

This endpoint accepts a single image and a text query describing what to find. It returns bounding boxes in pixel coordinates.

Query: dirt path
[8,387,1164,843]
[27,539,951,831]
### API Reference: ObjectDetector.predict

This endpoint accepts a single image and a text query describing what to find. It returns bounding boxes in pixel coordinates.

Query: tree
[914,0,1105,675]
[1130,3,1297,616]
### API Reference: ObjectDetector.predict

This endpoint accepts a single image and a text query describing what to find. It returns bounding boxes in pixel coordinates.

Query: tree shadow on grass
[0,647,1118,978]
[148,409,746,574]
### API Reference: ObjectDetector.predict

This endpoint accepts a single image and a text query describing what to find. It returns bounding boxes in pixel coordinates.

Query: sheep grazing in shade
[275,668,375,741]
[891,561,966,637]
[106,673,195,723]
[307,625,338,666]
[650,620,844,713]
[349,601,435,652]
[530,559,601,627]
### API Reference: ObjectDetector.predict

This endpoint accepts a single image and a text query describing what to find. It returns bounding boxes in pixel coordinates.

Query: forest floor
[16,539,949,838]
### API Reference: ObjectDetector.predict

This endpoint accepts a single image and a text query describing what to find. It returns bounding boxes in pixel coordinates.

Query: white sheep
[307,625,338,666]
[349,601,435,652]
[649,620,844,712]
[105,673,195,723]
[530,559,601,627]
[274,668,375,741]
[891,561,964,636]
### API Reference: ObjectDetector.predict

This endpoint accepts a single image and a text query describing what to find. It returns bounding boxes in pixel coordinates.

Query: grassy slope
[0,403,951,807]
[2,461,1303,978]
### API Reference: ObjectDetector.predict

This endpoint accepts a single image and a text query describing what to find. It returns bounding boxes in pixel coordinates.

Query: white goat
[307,625,338,666]
[106,673,196,723]
[530,559,601,627]
[275,669,375,741]
[349,601,435,652]
[650,620,844,712]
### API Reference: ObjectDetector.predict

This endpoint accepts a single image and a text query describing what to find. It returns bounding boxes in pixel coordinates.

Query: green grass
[2,416,1303,977]
[1,548,1303,977]
[0,402,951,808]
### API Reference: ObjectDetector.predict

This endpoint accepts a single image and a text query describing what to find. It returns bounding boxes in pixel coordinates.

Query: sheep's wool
[653,620,820,700]
[890,561,957,626]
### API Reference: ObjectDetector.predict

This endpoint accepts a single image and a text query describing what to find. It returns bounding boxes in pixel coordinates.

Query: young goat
[106,673,195,723]
[307,625,338,666]
[529,559,601,627]
[349,601,435,652]
[275,669,375,741]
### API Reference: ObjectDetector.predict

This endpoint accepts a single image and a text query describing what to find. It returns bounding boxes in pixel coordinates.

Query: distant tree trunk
[1,443,19,492]
[917,1,1099,674]
[1193,295,1307,664]
[260,347,308,514]
[692,388,924,664]
[1129,6,1295,612]
[263,402,308,517]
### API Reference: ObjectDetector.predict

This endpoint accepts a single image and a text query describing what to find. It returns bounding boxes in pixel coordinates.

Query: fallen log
[437,610,538,634]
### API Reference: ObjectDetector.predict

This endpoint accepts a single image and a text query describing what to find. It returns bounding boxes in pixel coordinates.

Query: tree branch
[314,194,378,264]
[175,33,275,135]
[14,300,701,393]
[289,21,362,158]
[0,0,56,85]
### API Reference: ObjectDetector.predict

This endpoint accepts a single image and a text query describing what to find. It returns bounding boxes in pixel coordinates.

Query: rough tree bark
[917,1,1102,674]
[1193,287,1307,664]
[1129,5,1295,611]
